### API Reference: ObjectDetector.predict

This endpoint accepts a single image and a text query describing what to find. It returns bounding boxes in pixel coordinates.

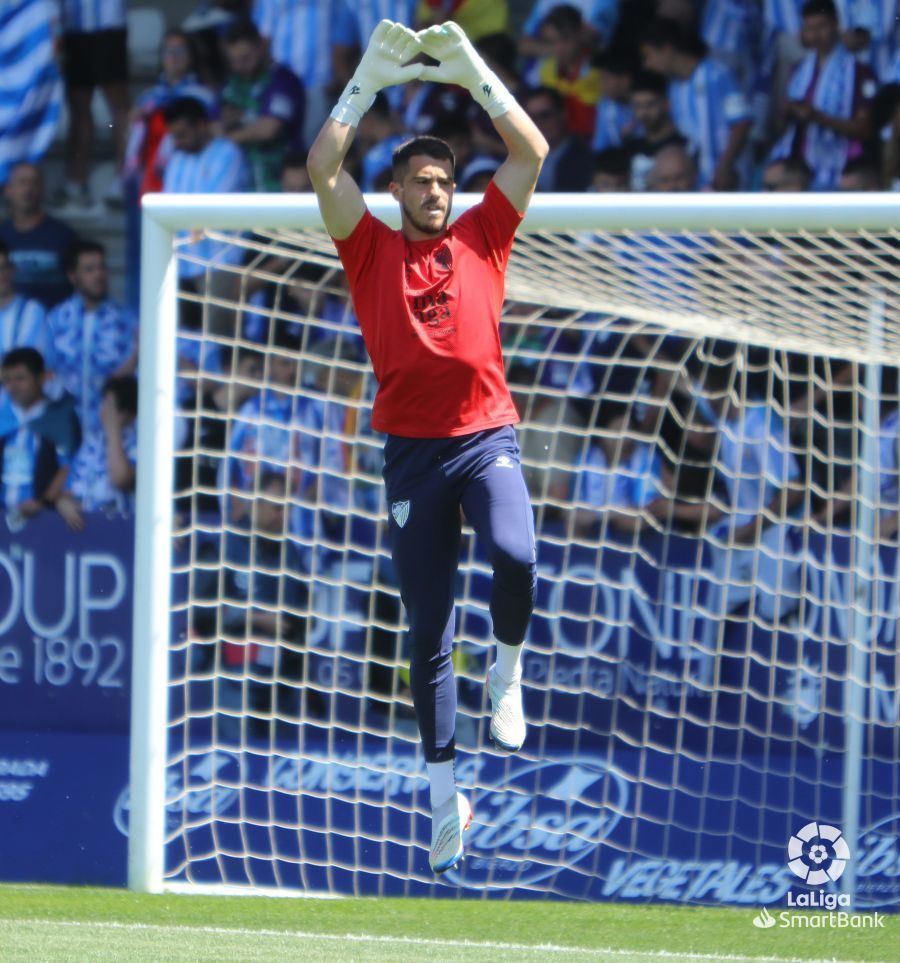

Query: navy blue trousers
[383,425,537,763]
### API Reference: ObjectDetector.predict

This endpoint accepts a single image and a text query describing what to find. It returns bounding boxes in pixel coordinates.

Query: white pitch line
[0,919,864,963]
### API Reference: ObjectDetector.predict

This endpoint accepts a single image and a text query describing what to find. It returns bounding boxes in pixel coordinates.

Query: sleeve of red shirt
[459,180,524,270]
[332,210,389,290]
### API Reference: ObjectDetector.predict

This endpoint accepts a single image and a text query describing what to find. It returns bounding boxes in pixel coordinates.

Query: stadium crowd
[3,1,900,730]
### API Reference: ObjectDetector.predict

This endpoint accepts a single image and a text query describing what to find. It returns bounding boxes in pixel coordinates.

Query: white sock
[426,760,456,809]
[494,640,523,683]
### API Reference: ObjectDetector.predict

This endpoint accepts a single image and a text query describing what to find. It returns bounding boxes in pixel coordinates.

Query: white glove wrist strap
[330,77,377,127]
[468,68,511,119]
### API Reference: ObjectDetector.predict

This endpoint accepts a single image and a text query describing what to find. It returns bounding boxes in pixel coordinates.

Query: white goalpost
[130,191,900,907]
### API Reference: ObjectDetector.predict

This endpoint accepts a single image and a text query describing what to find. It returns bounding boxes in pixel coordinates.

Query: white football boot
[487,663,526,752]
[429,792,472,874]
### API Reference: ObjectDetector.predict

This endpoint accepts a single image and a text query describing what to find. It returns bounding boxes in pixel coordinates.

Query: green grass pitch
[0,885,893,962]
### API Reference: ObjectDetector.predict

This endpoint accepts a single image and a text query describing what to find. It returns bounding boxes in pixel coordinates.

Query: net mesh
[158,215,899,904]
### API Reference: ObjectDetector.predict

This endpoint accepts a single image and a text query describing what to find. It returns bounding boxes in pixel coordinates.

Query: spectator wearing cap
[769,0,877,190]
[642,19,752,190]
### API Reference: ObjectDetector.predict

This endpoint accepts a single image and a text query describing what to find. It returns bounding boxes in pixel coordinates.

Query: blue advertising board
[0,512,897,908]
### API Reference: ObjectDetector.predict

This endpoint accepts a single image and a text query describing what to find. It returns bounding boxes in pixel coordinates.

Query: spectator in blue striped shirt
[769,0,877,190]
[592,48,639,152]
[121,30,218,312]
[0,347,81,529]
[702,0,764,96]
[48,240,137,437]
[253,0,357,148]
[57,374,138,524]
[58,0,130,207]
[221,20,307,192]
[0,242,54,365]
[641,19,753,190]
[0,1,63,187]
[0,164,79,309]
[163,97,250,335]
[836,0,899,81]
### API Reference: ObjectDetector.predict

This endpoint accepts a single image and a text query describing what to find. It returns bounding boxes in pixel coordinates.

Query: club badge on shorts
[391,500,410,528]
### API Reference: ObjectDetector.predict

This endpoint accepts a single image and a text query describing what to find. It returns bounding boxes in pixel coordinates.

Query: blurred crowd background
[2,0,899,539]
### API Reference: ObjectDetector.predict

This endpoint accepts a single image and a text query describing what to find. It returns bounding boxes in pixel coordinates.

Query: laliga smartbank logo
[752,822,885,931]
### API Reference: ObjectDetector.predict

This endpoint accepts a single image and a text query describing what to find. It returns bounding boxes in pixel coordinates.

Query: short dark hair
[631,69,669,98]
[595,399,631,430]
[475,32,519,78]
[642,19,708,58]
[281,151,308,174]
[223,19,262,45]
[593,47,638,77]
[541,3,583,35]
[801,0,838,20]
[780,157,813,187]
[391,136,456,181]
[272,319,302,352]
[841,156,882,185]
[428,112,472,143]
[524,85,565,113]
[103,375,138,417]
[2,346,44,376]
[64,238,105,272]
[594,147,631,179]
[163,96,209,126]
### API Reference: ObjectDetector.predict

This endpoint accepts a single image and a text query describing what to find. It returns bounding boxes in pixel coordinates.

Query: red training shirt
[333,180,522,438]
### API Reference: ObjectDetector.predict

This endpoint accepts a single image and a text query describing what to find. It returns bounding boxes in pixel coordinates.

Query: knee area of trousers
[493,543,537,587]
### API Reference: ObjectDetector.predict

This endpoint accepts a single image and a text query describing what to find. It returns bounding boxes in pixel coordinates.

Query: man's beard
[404,199,450,236]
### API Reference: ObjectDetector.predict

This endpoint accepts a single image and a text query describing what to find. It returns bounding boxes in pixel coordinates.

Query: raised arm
[308,21,422,239]
[418,22,548,214]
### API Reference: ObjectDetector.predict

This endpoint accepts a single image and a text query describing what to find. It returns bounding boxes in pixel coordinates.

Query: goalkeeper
[308,20,548,875]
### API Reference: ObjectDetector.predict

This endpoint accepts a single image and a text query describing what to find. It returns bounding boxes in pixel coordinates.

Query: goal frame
[131,190,900,898]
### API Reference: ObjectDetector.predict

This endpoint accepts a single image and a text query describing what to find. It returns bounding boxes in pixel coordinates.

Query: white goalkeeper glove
[331,20,422,127]
[418,21,511,118]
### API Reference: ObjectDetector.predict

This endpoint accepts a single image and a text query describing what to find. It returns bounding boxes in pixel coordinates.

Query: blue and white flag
[0,0,63,185]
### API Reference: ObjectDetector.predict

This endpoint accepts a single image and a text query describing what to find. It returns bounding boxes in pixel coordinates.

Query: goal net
[129,193,900,908]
